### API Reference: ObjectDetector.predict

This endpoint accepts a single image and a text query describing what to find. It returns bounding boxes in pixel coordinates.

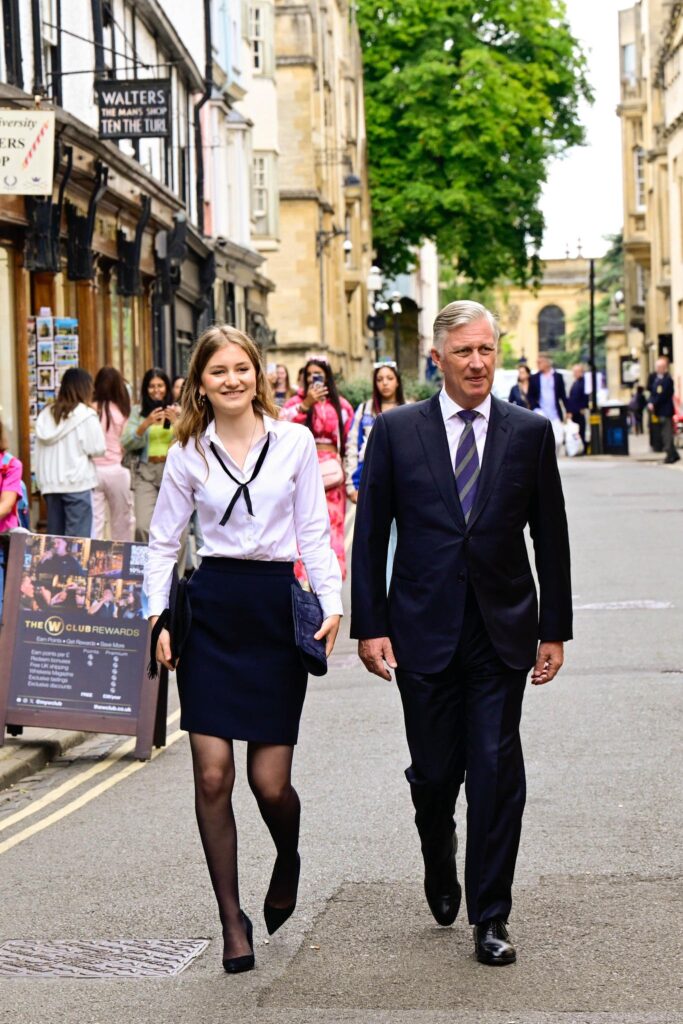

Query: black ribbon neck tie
[210,436,270,526]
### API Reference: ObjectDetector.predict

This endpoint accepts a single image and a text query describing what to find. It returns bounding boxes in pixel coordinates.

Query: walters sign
[0,110,55,196]
[95,79,172,140]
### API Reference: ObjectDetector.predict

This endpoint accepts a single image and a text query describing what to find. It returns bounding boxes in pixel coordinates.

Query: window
[635,265,646,307]
[249,3,274,75]
[250,6,263,70]
[538,305,566,352]
[41,0,59,102]
[252,156,267,218]
[251,152,278,237]
[634,146,646,210]
[621,42,636,86]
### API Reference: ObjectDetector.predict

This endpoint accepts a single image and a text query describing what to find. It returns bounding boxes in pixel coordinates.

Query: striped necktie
[454,410,480,523]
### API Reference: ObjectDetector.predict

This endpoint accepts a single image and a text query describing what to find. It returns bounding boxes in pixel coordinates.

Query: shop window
[538,305,565,351]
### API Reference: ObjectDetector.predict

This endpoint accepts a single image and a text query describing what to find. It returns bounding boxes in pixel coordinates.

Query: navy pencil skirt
[176,557,308,744]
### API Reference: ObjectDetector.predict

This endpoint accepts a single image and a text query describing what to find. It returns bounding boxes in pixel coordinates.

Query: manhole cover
[0,938,209,977]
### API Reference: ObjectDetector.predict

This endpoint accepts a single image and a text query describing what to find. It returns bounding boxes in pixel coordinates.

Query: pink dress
[282,395,353,580]
[0,453,23,531]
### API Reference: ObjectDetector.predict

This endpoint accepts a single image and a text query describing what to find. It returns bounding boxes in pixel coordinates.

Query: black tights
[189,734,300,959]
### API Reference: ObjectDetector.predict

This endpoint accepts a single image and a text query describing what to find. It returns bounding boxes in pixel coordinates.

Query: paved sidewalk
[0,728,87,792]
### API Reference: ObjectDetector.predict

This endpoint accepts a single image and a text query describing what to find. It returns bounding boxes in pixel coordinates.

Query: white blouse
[144,415,343,619]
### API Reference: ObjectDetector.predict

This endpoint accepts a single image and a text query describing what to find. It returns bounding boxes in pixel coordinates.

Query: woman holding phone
[122,368,179,542]
[281,359,353,579]
[145,325,342,974]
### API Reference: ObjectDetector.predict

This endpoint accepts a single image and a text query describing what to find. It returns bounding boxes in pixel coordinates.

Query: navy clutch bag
[291,582,328,677]
[148,564,192,678]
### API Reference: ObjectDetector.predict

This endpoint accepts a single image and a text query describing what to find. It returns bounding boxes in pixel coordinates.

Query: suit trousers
[396,586,528,925]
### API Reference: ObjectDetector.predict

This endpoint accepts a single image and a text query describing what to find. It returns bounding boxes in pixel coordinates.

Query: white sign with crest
[0,110,55,196]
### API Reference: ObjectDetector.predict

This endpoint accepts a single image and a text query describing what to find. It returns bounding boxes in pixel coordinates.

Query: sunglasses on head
[373,360,397,370]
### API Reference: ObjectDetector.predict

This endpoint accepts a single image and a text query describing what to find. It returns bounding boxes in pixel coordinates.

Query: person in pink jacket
[282,358,353,579]
[0,417,24,532]
[92,367,135,541]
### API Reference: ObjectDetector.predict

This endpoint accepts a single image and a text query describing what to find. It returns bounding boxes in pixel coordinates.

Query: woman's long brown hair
[175,324,280,452]
[51,368,94,424]
[94,366,131,431]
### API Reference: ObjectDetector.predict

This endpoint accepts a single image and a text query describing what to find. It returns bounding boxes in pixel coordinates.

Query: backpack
[0,452,30,529]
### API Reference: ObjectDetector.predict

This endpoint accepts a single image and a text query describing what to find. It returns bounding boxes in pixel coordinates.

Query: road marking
[0,708,181,837]
[345,505,356,553]
[0,728,185,857]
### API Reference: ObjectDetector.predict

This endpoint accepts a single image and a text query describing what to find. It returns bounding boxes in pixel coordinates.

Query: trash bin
[601,404,630,455]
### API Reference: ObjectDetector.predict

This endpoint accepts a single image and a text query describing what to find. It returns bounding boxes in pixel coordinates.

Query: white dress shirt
[439,388,491,468]
[539,371,560,421]
[144,416,343,619]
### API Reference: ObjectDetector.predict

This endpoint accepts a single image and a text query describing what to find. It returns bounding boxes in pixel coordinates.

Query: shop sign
[95,79,172,140]
[0,533,164,759]
[0,110,55,196]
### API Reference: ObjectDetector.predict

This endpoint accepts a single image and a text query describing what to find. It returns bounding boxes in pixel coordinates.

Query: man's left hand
[531,641,564,685]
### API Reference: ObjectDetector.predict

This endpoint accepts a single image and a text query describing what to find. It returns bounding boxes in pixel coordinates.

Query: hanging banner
[0,110,55,195]
[95,79,172,140]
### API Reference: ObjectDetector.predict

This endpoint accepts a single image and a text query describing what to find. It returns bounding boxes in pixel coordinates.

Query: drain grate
[0,938,209,978]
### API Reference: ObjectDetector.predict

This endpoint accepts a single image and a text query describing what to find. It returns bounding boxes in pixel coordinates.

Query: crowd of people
[0,344,679,555]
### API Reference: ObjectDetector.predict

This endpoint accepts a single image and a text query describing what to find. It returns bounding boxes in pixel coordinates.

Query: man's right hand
[358,637,398,680]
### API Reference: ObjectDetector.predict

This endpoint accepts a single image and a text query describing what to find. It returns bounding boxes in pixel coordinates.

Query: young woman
[273,364,294,408]
[122,368,179,542]
[171,375,186,403]
[34,368,105,537]
[281,359,354,579]
[508,364,532,409]
[92,366,135,541]
[145,325,342,974]
[346,361,406,503]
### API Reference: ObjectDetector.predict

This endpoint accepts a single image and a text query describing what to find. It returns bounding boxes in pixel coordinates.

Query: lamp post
[366,265,385,362]
[390,291,402,370]
[588,256,603,454]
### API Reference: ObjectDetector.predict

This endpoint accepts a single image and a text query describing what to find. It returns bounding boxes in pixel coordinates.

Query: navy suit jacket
[649,374,675,418]
[528,370,567,420]
[350,393,573,674]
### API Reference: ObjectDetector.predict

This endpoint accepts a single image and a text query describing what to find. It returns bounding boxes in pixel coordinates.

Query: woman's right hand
[304,382,327,409]
[150,616,176,671]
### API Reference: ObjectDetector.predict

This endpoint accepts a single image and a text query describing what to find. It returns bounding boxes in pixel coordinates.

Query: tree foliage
[357,0,593,284]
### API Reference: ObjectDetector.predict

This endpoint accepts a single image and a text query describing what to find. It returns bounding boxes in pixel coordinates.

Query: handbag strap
[210,435,270,526]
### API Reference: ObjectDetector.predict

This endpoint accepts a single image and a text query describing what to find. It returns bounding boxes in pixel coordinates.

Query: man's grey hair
[432,300,500,353]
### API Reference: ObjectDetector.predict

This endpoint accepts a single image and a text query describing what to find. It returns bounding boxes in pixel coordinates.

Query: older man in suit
[351,300,572,966]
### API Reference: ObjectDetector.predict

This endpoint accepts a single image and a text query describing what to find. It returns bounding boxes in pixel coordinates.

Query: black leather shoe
[473,918,516,965]
[423,835,461,927]
[223,910,255,973]
[264,853,301,935]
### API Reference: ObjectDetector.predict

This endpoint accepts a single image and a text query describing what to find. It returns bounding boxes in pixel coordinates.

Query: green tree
[357,0,592,284]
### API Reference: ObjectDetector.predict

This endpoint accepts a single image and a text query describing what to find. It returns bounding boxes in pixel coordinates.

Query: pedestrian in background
[282,359,353,579]
[146,324,342,973]
[92,367,135,541]
[508,364,531,409]
[647,356,680,463]
[0,415,25,532]
[34,368,105,537]
[273,364,294,408]
[529,353,567,455]
[122,368,179,542]
[565,363,588,447]
[629,385,646,434]
[346,361,406,503]
[171,375,186,404]
[351,300,572,967]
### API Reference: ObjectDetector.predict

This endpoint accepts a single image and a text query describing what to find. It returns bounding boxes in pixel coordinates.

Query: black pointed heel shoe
[264,853,301,936]
[222,910,255,974]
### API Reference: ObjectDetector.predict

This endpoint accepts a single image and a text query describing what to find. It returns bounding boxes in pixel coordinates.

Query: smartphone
[311,373,325,386]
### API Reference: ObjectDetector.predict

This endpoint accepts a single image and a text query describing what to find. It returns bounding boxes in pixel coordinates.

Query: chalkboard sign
[0,534,163,759]
[95,79,171,140]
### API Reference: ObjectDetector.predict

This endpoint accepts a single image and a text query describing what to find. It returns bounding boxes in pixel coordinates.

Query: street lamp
[366,265,386,362]
[588,257,603,455]
[390,291,402,369]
